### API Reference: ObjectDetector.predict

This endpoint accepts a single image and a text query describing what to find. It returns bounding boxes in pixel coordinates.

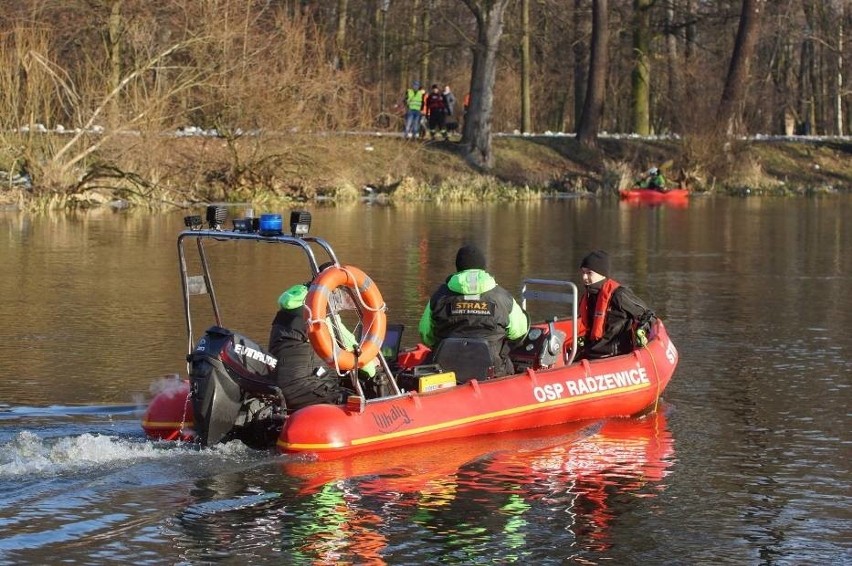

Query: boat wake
[0,429,259,479]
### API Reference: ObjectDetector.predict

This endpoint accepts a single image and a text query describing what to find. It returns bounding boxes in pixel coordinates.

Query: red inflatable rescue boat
[141,207,679,460]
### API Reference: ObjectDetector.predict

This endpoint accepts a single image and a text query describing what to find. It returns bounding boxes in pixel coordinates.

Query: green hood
[447,269,497,295]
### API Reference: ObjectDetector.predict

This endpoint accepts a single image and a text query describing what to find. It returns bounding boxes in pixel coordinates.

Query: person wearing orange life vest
[577,250,656,360]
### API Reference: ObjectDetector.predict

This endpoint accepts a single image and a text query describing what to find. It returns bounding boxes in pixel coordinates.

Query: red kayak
[619,187,689,204]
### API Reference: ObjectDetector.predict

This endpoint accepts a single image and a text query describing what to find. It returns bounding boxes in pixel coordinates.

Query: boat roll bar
[520,279,579,366]
[176,207,400,397]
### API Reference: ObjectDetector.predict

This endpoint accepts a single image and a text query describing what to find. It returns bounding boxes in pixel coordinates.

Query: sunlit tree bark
[665,0,681,133]
[460,0,511,170]
[401,0,422,89]
[420,0,432,84]
[572,0,587,131]
[716,0,766,135]
[107,0,123,127]
[520,0,531,133]
[798,2,817,135]
[334,0,348,70]
[631,0,651,135]
[836,2,844,135]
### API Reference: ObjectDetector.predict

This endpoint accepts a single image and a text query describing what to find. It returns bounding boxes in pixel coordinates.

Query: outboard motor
[510,318,566,371]
[189,326,284,447]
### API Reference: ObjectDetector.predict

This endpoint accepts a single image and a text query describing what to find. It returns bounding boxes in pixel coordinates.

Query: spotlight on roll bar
[290,211,312,237]
[184,215,203,230]
[206,206,228,230]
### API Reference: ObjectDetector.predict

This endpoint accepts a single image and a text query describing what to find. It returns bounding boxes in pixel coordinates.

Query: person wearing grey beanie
[577,250,656,359]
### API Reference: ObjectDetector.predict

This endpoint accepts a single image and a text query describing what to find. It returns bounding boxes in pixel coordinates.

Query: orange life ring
[304,265,387,371]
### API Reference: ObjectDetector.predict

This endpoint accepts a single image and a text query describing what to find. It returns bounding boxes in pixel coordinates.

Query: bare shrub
[601,159,634,191]
[0,3,374,205]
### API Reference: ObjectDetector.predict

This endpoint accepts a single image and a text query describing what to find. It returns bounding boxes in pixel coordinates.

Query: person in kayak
[419,244,529,377]
[636,167,668,192]
[577,250,656,360]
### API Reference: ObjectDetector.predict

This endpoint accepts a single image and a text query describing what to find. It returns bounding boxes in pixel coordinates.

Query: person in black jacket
[419,244,529,376]
[577,250,656,360]
[424,84,449,140]
[267,284,341,411]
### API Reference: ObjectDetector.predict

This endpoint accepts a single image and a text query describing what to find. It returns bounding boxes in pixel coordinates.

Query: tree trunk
[837,2,844,136]
[334,0,348,70]
[460,0,511,170]
[421,0,432,85]
[577,0,608,147]
[631,0,652,135]
[520,0,531,133]
[684,0,697,110]
[716,0,766,136]
[572,0,587,131]
[108,0,123,127]
[665,0,682,133]
[401,0,422,90]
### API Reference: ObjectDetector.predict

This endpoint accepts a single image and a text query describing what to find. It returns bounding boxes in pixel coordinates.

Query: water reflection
[3,197,851,563]
[274,410,674,563]
[388,411,674,561]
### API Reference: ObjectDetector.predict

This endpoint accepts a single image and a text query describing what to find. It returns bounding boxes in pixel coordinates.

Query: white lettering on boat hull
[533,367,649,402]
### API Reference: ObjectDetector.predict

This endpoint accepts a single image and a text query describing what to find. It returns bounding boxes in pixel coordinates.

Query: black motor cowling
[189,326,283,446]
[509,324,566,371]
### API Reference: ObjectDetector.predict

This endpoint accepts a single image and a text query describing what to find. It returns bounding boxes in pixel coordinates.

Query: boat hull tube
[278,319,677,459]
[143,318,677,457]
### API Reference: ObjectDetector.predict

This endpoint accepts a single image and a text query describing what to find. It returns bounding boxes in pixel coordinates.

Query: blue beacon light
[259,213,283,236]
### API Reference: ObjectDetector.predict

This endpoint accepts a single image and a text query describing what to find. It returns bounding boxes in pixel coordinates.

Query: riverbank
[2,133,851,210]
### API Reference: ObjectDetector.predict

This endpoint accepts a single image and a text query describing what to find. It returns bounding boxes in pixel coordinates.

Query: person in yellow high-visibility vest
[402,80,426,140]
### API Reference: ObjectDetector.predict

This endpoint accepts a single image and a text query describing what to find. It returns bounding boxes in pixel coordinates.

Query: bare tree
[421,0,433,84]
[520,0,531,133]
[716,0,766,135]
[334,0,348,70]
[631,0,652,135]
[577,0,608,146]
[836,1,845,135]
[664,0,682,133]
[460,0,511,170]
[572,0,587,131]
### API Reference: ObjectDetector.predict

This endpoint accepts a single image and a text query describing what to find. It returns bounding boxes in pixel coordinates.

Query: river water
[0,196,850,564]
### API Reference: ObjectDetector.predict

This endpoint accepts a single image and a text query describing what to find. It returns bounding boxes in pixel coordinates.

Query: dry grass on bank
[3,133,852,211]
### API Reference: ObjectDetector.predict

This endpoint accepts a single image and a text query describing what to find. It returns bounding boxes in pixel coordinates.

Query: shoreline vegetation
[2,132,850,211]
[2,3,850,212]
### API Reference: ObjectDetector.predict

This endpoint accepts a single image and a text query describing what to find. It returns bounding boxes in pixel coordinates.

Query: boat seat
[430,337,494,384]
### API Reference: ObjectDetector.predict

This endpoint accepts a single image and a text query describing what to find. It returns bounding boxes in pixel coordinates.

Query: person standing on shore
[424,84,449,141]
[442,85,458,138]
[403,81,426,140]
